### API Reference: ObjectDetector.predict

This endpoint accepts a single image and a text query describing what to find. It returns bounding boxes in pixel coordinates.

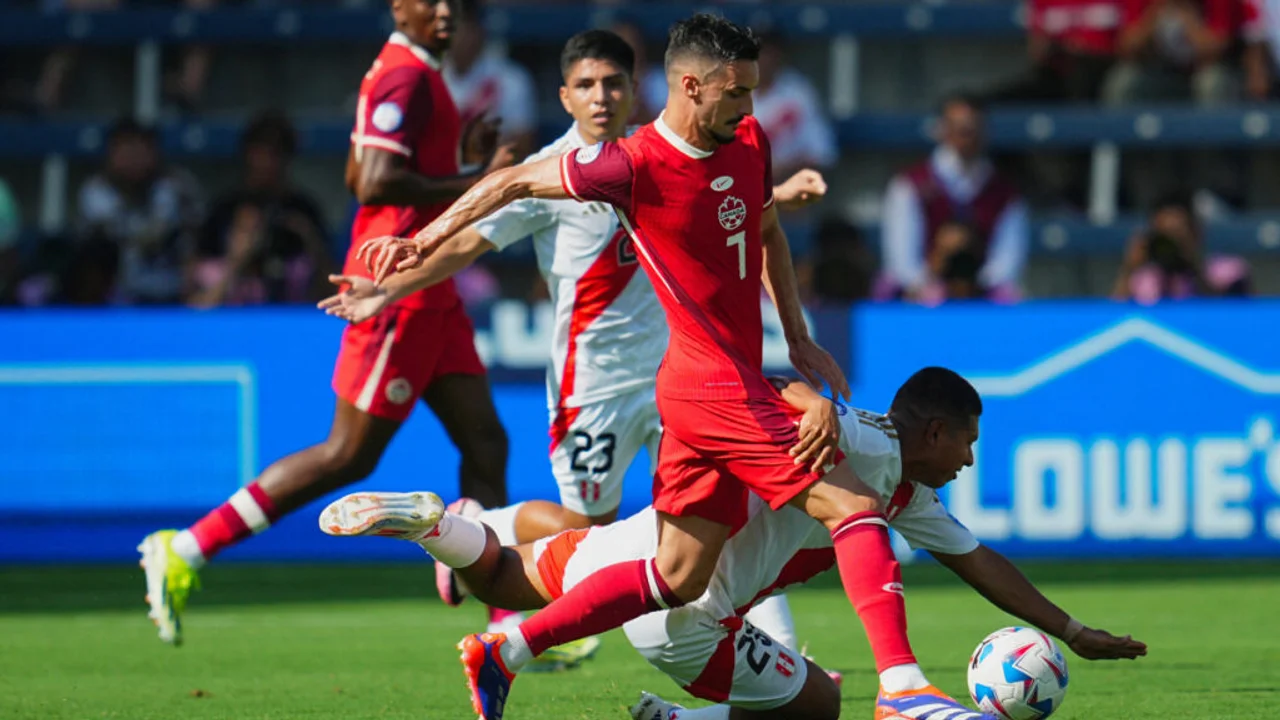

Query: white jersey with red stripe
[535,406,979,623]
[471,125,667,411]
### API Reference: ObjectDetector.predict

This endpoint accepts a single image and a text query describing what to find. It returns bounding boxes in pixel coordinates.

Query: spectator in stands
[1103,0,1245,211]
[751,32,838,288]
[995,0,1122,102]
[75,117,203,305]
[1112,193,1252,302]
[610,17,666,123]
[878,94,1028,305]
[0,177,18,305]
[812,217,874,305]
[189,112,331,307]
[1244,0,1280,98]
[444,0,538,159]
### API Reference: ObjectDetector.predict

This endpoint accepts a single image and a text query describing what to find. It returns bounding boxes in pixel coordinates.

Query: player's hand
[357,235,420,283]
[791,398,842,472]
[317,274,392,324]
[774,169,827,211]
[789,336,852,401]
[462,114,502,166]
[486,142,518,174]
[1067,627,1148,660]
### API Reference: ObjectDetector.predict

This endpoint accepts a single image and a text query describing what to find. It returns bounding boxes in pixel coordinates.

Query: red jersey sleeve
[558,142,635,214]
[353,66,432,158]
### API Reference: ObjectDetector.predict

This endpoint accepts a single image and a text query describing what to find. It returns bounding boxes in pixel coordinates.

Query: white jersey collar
[655,111,714,160]
[389,32,442,71]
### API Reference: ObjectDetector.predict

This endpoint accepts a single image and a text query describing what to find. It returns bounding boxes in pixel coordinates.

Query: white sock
[498,625,533,672]
[880,663,930,693]
[415,513,487,568]
[170,529,207,570]
[743,594,798,652]
[477,502,524,546]
[668,706,729,719]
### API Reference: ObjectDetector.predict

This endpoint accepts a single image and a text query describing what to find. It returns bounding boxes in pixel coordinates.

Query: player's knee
[318,438,382,483]
[804,479,884,531]
[654,553,715,604]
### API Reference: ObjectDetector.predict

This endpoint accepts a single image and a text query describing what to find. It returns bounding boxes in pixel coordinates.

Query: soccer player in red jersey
[360,14,991,720]
[137,0,513,647]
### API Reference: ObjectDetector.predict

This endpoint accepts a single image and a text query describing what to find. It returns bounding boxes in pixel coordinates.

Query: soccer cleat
[459,633,517,720]
[436,497,482,606]
[875,685,998,720]
[527,636,603,673]
[629,691,682,720]
[137,530,200,646]
[318,491,444,540]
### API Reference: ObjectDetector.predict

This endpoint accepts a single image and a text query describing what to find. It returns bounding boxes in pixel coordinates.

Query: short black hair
[890,367,982,427]
[664,13,760,71]
[106,117,157,146]
[241,110,297,157]
[938,92,985,117]
[561,29,636,78]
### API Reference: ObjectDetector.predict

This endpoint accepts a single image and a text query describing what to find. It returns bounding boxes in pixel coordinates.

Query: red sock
[831,511,917,672]
[519,558,680,657]
[186,482,280,560]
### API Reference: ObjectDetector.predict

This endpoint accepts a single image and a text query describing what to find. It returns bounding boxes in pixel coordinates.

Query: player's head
[391,0,455,54]
[449,0,485,69]
[937,93,986,162]
[664,13,761,145]
[889,367,982,489]
[559,30,636,144]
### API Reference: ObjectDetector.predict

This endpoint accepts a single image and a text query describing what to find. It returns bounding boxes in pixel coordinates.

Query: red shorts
[652,394,829,529]
[332,300,485,421]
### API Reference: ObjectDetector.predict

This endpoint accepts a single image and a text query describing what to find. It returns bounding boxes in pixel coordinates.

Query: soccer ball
[966,626,1069,720]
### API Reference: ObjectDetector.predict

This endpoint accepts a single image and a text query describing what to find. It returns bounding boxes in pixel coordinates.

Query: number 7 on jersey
[726,231,746,280]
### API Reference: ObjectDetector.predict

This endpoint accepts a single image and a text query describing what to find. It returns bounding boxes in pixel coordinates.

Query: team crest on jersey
[576,144,601,165]
[718,196,746,231]
[711,175,734,192]
[372,102,404,132]
[385,377,413,404]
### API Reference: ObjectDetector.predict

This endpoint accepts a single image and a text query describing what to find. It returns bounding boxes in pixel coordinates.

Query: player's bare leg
[629,658,840,720]
[422,373,509,509]
[139,399,400,645]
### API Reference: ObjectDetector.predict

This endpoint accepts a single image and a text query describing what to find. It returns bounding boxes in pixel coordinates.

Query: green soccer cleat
[138,529,200,646]
[527,636,603,673]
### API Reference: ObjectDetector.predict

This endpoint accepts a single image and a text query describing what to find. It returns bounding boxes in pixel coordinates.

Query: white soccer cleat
[629,691,683,720]
[137,529,199,647]
[319,491,445,540]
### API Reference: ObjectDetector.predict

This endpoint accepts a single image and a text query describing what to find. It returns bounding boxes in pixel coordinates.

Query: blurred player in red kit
[359,14,1014,720]
[137,0,514,647]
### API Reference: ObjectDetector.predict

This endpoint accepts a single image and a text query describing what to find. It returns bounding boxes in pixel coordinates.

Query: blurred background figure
[877,94,1028,305]
[1112,193,1252,302]
[189,111,331,307]
[73,117,204,305]
[444,0,538,159]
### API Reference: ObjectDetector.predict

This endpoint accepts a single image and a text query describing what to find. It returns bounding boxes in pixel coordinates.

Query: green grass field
[2,561,1277,719]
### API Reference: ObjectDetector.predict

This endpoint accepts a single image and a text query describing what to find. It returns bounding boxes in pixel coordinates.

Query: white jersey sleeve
[890,486,979,555]
[471,196,558,251]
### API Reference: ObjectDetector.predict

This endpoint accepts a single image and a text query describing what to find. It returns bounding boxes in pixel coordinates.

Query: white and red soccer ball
[967,627,1070,720]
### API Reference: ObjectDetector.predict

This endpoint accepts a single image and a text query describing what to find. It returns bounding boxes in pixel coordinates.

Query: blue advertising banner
[2,301,1278,561]
[0,301,810,562]
[849,302,1280,560]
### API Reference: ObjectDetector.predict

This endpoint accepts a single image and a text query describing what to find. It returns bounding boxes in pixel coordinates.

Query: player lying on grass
[320,367,1147,720]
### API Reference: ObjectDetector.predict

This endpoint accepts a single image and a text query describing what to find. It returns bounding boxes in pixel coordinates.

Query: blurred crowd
[0,0,1270,308]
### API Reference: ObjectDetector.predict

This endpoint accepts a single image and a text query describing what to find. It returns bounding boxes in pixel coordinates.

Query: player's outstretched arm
[318,228,496,323]
[360,155,569,282]
[760,207,851,400]
[773,168,828,211]
[930,545,1148,660]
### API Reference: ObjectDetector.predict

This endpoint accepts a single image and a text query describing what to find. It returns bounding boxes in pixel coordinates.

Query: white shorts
[550,388,662,517]
[622,610,808,710]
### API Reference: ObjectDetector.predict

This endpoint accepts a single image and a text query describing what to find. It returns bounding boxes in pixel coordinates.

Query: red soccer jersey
[559,115,776,401]
[347,32,461,309]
